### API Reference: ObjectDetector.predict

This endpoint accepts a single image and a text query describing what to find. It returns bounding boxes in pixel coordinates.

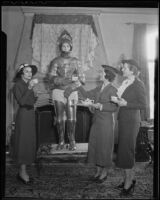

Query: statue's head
[58,30,73,53]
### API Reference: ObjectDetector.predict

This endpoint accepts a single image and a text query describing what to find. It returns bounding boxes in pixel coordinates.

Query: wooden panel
[36,105,58,149]
[36,105,93,148]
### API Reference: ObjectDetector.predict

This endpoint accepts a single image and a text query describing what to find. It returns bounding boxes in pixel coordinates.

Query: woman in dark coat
[12,63,38,184]
[111,59,147,195]
[78,65,119,183]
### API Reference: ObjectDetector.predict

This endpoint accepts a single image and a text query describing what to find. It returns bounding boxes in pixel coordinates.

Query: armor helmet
[58,30,73,52]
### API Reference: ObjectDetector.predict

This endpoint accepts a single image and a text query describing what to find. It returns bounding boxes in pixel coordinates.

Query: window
[146,27,158,119]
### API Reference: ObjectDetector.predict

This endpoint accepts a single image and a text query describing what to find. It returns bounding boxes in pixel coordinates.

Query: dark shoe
[89,175,100,182]
[96,175,108,183]
[115,181,124,189]
[120,180,136,196]
[29,177,34,183]
[16,174,30,185]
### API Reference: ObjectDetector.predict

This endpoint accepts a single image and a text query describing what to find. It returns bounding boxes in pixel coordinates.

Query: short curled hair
[127,64,139,76]
[104,69,116,82]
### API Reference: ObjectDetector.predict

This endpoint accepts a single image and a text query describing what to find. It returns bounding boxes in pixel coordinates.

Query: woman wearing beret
[78,65,120,183]
[111,59,147,195]
[12,63,38,184]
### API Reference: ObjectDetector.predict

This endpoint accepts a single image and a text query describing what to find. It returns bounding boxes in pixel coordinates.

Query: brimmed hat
[17,63,38,76]
[101,65,122,75]
[121,59,140,71]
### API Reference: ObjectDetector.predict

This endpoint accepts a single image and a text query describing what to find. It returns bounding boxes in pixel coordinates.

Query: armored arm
[48,58,72,89]
[72,58,85,85]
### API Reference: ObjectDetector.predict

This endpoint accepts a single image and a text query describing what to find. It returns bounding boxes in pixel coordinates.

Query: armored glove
[64,86,74,98]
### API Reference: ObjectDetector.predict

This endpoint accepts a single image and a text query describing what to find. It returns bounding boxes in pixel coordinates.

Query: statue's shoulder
[50,56,62,66]
[70,56,78,61]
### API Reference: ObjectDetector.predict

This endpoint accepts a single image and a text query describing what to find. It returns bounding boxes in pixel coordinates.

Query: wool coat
[79,83,118,167]
[12,79,37,165]
[115,78,147,169]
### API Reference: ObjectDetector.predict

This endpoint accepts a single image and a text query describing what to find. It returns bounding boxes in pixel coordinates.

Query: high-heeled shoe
[96,175,108,183]
[120,180,136,196]
[16,173,30,185]
[115,181,124,189]
[89,175,100,181]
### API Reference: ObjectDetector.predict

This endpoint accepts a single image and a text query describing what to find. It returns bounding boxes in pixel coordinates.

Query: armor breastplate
[55,57,78,78]
[49,54,85,90]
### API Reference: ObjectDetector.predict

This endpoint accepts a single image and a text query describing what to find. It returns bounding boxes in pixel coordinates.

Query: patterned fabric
[31,23,98,73]
[48,55,84,90]
[30,14,98,38]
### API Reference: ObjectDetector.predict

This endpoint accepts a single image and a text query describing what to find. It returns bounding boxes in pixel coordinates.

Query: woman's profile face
[99,70,105,81]
[22,67,32,81]
[121,63,133,77]
[61,42,71,52]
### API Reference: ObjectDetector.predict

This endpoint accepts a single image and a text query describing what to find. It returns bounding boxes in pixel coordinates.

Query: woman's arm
[77,86,99,100]
[98,87,118,112]
[125,81,147,110]
[12,84,35,106]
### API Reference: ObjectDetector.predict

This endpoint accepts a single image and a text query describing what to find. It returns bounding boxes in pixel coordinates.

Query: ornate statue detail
[48,30,85,151]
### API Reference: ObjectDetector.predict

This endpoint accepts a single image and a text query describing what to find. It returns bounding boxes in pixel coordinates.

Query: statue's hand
[62,77,72,85]
[72,76,79,82]
[64,86,73,98]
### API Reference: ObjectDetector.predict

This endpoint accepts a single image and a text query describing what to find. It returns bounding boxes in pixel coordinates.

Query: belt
[20,105,34,110]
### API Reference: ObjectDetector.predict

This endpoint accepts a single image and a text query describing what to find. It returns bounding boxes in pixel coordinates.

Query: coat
[115,78,147,169]
[79,83,118,167]
[12,79,37,164]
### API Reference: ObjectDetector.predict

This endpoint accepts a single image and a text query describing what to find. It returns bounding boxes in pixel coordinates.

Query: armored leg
[66,100,77,150]
[54,101,66,150]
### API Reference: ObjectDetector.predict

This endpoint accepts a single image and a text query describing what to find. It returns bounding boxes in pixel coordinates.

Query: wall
[2,6,25,144]
[2,6,24,72]
[99,13,158,66]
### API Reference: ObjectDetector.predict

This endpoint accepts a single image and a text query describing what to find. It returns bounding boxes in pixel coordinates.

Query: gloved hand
[64,86,74,98]
[62,78,72,85]
[50,77,72,86]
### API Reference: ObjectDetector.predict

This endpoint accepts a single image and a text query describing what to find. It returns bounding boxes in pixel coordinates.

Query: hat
[122,59,140,71]
[17,63,38,76]
[101,65,122,75]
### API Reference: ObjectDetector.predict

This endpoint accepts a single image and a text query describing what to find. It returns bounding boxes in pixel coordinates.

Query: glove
[61,78,72,85]
[64,86,74,98]
[49,77,72,86]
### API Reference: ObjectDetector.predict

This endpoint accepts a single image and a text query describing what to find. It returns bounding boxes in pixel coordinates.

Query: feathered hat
[17,63,38,75]
[101,65,122,75]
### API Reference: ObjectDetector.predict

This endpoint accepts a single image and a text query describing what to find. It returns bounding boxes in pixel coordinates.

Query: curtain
[31,14,98,74]
[132,24,150,120]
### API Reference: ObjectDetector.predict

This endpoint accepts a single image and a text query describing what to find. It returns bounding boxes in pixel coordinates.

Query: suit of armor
[48,34,85,150]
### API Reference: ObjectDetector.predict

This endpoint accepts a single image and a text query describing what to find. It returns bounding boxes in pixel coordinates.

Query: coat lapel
[95,83,111,102]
